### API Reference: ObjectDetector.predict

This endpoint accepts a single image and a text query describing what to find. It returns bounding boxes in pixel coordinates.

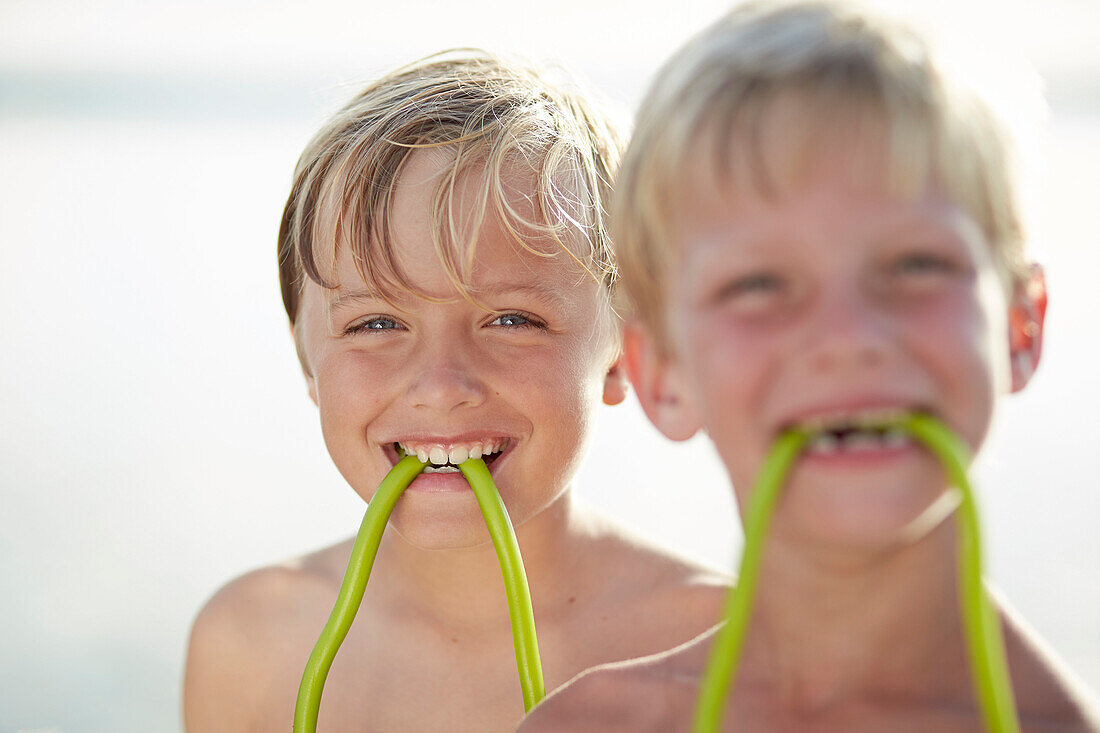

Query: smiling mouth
[394,440,509,474]
[792,408,919,456]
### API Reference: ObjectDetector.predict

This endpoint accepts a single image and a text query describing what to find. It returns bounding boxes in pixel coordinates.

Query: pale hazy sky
[2,1,1098,730]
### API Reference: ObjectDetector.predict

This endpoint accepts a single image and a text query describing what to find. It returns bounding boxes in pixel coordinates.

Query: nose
[404,341,489,413]
[799,285,892,374]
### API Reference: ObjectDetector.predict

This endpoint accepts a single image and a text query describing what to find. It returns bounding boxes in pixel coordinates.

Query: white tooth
[843,431,881,452]
[809,433,840,454]
[469,445,482,460]
[429,446,448,465]
[416,448,429,463]
[883,428,909,449]
[449,446,469,464]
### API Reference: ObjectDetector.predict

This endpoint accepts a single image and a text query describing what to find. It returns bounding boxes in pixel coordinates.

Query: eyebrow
[327,288,389,311]
[473,282,570,310]
[326,282,572,312]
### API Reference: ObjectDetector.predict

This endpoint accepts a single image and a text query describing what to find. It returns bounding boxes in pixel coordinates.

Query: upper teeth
[796,409,915,455]
[397,440,506,466]
[806,426,911,454]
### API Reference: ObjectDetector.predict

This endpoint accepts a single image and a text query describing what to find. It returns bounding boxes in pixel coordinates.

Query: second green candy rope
[692,413,1020,733]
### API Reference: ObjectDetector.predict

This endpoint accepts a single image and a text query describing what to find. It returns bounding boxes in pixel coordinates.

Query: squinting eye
[893,254,955,276]
[716,273,783,300]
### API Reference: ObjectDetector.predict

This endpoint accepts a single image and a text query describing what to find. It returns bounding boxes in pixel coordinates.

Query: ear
[621,321,701,441]
[290,323,319,407]
[602,357,629,406]
[1008,263,1047,393]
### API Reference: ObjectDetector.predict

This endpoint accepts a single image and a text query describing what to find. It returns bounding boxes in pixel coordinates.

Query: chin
[776,468,949,552]
[386,497,501,550]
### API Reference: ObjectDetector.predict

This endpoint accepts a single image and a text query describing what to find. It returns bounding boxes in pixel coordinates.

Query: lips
[780,406,940,459]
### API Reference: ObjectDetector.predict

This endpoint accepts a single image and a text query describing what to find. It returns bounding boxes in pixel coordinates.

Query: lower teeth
[423,465,460,474]
[882,429,909,449]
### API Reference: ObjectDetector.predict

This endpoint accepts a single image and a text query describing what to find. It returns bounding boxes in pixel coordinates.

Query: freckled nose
[405,358,488,412]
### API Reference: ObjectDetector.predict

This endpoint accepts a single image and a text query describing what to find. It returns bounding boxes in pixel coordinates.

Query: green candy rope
[693,413,1020,733]
[459,458,546,711]
[293,455,545,732]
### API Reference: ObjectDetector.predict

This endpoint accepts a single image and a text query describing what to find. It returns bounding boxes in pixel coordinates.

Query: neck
[738,517,974,711]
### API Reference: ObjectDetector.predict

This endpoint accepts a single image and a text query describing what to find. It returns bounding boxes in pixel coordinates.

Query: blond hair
[614,0,1034,343]
[277,49,622,325]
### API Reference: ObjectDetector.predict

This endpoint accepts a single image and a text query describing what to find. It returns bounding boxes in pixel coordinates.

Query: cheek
[314,352,391,442]
[680,309,774,427]
[519,342,605,424]
[906,284,1004,446]
[516,341,606,472]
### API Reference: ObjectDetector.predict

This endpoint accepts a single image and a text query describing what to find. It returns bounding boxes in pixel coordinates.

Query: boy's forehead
[312,148,572,268]
[314,204,597,308]
[664,100,984,242]
[696,95,893,195]
[667,95,939,236]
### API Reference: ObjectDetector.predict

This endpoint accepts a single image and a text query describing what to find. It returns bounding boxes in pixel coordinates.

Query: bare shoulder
[520,621,714,733]
[999,600,1100,732]
[574,507,731,649]
[576,504,731,594]
[519,652,697,733]
[182,542,351,731]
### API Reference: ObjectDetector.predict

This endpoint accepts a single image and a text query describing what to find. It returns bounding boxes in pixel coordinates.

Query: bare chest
[257,623,533,733]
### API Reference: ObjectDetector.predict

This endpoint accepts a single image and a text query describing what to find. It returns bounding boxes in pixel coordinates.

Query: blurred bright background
[2,0,1098,730]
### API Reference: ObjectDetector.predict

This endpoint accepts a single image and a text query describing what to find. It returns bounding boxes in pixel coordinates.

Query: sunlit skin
[182,150,730,732]
[294,154,617,551]
[662,154,1008,554]
[518,123,1100,731]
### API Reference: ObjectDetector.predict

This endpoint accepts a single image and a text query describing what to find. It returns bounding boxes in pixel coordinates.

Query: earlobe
[622,321,701,442]
[602,359,629,406]
[1008,264,1047,393]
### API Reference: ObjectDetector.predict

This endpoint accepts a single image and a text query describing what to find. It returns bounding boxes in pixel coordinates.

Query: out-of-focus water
[2,4,1099,729]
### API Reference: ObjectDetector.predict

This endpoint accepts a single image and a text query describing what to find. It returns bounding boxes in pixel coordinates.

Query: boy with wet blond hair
[519,2,1100,730]
[182,51,729,732]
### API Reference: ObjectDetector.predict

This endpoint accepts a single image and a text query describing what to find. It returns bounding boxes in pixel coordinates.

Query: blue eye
[494,314,528,327]
[488,312,545,330]
[346,316,402,335]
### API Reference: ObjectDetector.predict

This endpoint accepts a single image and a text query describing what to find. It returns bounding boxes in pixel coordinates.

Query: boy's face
[627,130,1045,550]
[294,151,623,549]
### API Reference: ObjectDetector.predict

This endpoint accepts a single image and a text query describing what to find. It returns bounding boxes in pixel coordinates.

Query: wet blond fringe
[277,49,623,324]
[612,0,1035,346]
